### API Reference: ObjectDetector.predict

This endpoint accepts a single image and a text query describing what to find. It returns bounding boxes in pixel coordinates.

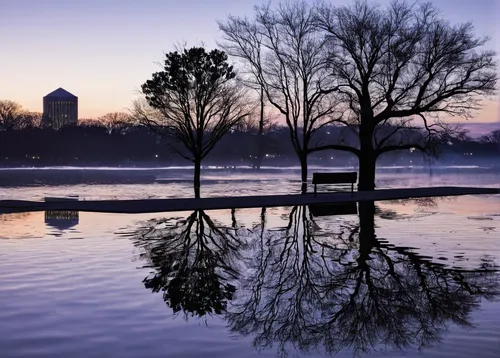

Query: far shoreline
[0,164,499,188]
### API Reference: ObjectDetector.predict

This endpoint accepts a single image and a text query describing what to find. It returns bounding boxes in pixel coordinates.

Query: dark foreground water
[0,167,499,357]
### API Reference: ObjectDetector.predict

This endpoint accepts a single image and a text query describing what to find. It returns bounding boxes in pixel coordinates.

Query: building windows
[42,88,78,130]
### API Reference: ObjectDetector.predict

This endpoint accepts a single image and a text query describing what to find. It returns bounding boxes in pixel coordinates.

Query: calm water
[0,167,499,357]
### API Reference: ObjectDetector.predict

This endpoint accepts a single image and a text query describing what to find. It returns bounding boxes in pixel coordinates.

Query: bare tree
[97,112,132,134]
[78,118,103,128]
[219,1,345,193]
[315,0,497,189]
[480,129,500,144]
[0,100,23,130]
[0,101,44,130]
[234,112,278,134]
[16,111,43,129]
[136,46,251,198]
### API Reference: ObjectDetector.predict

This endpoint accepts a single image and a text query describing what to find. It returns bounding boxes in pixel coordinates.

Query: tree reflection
[132,204,500,356]
[227,202,500,356]
[133,210,243,317]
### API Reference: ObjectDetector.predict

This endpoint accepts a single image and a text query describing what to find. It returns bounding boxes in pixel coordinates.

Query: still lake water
[0,166,499,358]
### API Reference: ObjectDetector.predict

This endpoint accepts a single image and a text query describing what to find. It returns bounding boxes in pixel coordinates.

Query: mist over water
[0,165,499,201]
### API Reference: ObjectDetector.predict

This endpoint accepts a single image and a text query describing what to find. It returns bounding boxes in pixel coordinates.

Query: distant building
[42,87,78,129]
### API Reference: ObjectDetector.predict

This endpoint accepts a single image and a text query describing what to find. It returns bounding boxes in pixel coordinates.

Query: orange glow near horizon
[1,0,498,122]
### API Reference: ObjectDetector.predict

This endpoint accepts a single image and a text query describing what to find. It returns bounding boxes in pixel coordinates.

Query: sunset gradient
[1,0,498,122]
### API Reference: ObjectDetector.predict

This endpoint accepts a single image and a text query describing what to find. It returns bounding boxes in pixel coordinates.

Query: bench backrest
[312,172,357,184]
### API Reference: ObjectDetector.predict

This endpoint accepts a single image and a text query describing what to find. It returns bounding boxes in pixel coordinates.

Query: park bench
[312,172,357,195]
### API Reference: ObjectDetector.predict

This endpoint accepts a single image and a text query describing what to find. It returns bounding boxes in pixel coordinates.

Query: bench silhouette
[312,172,357,195]
[308,202,358,217]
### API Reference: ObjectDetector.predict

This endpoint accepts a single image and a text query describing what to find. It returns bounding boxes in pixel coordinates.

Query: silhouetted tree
[315,0,497,189]
[0,100,23,130]
[480,129,500,144]
[98,112,132,134]
[78,118,102,127]
[137,46,252,197]
[0,101,43,130]
[219,1,344,193]
[16,111,43,129]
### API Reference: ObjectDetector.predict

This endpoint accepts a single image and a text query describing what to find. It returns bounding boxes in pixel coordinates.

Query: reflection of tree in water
[132,204,499,356]
[229,205,339,354]
[227,202,500,356]
[133,210,243,317]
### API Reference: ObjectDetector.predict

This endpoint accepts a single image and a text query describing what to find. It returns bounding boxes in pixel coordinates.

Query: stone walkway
[1,186,499,214]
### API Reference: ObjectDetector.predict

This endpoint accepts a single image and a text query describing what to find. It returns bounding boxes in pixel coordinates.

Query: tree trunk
[358,126,376,191]
[256,86,265,170]
[256,135,263,170]
[357,201,377,264]
[358,155,376,191]
[300,153,308,194]
[194,158,201,198]
[231,208,237,228]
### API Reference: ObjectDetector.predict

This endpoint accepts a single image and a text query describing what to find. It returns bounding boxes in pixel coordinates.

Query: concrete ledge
[0,186,499,215]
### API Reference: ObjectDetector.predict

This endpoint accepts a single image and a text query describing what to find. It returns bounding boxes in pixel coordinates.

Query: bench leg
[351,183,354,194]
[314,184,317,196]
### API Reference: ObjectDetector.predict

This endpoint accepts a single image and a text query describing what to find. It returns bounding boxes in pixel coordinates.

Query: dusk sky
[1,0,499,122]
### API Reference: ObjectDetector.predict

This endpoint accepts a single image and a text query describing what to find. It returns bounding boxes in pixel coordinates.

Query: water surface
[0,168,499,357]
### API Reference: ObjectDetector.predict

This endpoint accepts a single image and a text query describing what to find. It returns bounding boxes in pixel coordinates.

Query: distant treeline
[1,123,499,167]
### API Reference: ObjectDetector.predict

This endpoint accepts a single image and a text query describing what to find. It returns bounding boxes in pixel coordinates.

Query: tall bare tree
[136,46,251,198]
[219,1,345,193]
[315,0,497,190]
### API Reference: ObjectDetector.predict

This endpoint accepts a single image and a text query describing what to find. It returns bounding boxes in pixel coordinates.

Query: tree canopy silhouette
[136,46,252,197]
[315,0,497,189]
[220,0,497,190]
[0,100,41,130]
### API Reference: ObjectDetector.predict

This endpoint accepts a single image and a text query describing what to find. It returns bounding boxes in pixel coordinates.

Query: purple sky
[1,0,498,123]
